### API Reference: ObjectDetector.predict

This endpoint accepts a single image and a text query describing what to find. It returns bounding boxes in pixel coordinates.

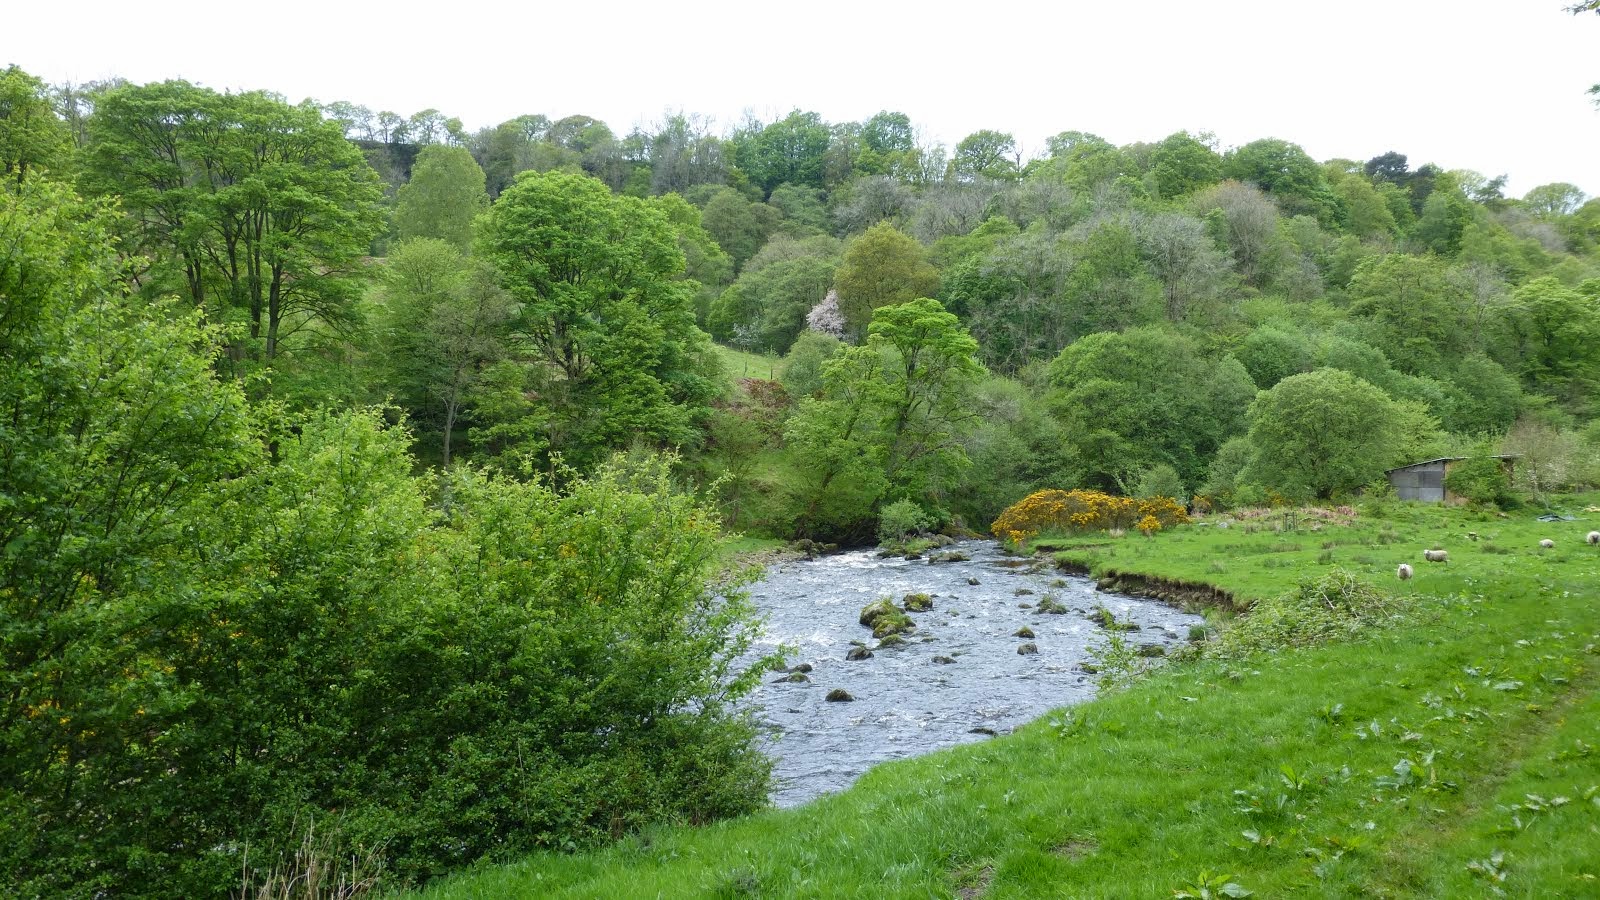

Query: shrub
[877,498,934,545]
[1444,454,1513,507]
[990,489,1189,544]
[1203,569,1400,659]
[1136,463,1188,506]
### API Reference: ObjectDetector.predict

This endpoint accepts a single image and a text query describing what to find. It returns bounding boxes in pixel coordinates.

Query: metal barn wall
[1389,462,1447,502]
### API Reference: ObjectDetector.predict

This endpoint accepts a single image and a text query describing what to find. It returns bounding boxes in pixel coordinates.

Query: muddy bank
[1050,558,1247,614]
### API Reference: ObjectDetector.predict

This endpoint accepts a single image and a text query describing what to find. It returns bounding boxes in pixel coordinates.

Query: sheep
[1587,531,1599,546]
[1540,539,1555,549]
[1396,563,1413,580]
[1423,549,1448,563]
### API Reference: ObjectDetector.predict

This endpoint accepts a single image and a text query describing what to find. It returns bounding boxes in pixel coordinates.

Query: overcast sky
[8,0,1599,198]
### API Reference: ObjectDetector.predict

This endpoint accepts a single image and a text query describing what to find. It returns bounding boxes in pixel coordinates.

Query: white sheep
[1396,563,1413,580]
[1423,549,1448,563]
[1587,531,1599,546]
[1540,539,1555,549]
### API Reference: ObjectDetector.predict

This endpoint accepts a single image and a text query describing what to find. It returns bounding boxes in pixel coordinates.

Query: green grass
[716,533,789,564]
[712,343,783,383]
[408,497,1600,899]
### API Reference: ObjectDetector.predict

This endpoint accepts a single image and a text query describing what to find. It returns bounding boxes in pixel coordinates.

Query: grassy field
[712,343,784,383]
[409,497,1600,899]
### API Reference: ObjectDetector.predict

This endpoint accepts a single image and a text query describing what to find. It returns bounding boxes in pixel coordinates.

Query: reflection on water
[741,541,1205,807]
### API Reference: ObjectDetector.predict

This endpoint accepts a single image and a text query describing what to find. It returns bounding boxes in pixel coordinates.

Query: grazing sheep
[1396,563,1413,580]
[1540,539,1555,549]
[1423,549,1449,563]
[1587,531,1599,546]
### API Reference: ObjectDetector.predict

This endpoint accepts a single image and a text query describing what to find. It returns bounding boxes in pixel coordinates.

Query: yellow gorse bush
[990,489,1189,545]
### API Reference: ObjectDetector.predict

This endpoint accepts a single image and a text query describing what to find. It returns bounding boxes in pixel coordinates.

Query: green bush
[0,182,776,893]
[1136,463,1188,506]
[1444,454,1514,507]
[1202,569,1401,659]
[878,498,934,544]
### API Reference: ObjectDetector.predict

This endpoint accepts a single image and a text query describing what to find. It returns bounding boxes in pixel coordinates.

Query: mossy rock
[859,598,900,628]
[1137,643,1166,658]
[1036,596,1068,615]
[845,645,873,661]
[1014,626,1035,639]
[774,672,810,683]
[825,689,854,702]
[1017,642,1039,656]
[902,592,934,612]
[872,614,915,639]
[932,655,956,664]
[876,633,907,649]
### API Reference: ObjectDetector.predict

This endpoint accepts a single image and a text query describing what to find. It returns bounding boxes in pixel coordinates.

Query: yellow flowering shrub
[990,489,1189,545]
[1137,514,1162,536]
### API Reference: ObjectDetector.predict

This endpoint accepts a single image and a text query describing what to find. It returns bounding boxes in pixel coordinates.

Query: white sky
[7,0,1599,198]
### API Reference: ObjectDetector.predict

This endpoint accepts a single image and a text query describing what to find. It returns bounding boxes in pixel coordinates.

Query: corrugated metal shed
[1384,456,1516,503]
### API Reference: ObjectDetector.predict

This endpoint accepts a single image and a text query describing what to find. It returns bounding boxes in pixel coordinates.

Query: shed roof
[1384,455,1517,474]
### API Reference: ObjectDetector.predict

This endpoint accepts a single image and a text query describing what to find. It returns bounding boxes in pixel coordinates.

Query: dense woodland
[4,53,1600,895]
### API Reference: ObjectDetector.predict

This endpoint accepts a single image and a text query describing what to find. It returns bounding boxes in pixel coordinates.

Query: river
[742,540,1205,808]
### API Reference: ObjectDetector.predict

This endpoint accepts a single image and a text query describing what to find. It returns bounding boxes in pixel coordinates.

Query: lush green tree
[765,182,831,233]
[0,177,258,895]
[1047,326,1256,491]
[942,229,1075,372]
[1061,221,1162,337]
[1224,138,1336,222]
[650,192,734,324]
[1033,131,1129,190]
[83,81,385,361]
[1329,169,1399,238]
[477,170,718,468]
[729,110,832,194]
[707,234,840,352]
[1493,276,1600,409]
[1346,253,1473,374]
[378,239,513,465]
[696,185,782,270]
[786,298,982,537]
[1,65,73,186]
[950,129,1019,181]
[951,374,1082,528]
[1242,368,1404,499]
[1148,130,1222,199]
[1411,178,1477,256]
[1522,182,1587,218]
[781,330,843,399]
[1364,151,1410,186]
[834,222,940,335]
[1238,324,1316,389]
[392,144,489,251]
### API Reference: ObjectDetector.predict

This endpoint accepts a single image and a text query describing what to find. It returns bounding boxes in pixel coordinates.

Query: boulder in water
[1017,642,1039,656]
[967,577,981,586]
[845,645,873,661]
[969,726,997,736]
[1014,626,1035,639]
[775,672,810,684]
[825,689,854,702]
[902,592,934,612]
[932,655,956,665]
